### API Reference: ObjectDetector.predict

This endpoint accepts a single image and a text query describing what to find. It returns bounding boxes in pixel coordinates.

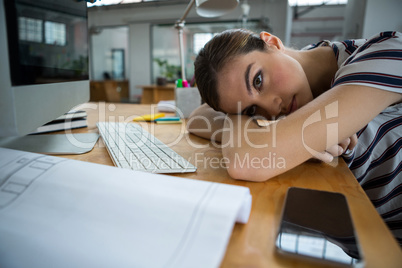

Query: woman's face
[216,47,313,119]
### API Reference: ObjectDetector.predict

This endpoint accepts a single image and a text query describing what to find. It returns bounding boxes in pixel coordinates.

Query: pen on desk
[154,117,180,121]
[155,119,182,124]
[154,117,181,124]
[132,113,165,122]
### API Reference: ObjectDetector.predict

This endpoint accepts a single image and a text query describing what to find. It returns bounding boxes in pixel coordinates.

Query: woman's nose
[270,95,283,117]
[259,95,282,118]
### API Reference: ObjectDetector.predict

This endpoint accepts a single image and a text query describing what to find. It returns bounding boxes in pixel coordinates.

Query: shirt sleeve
[331,31,402,94]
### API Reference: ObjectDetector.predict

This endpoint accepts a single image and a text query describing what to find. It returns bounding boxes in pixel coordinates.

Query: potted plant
[154,58,168,86]
[154,58,180,85]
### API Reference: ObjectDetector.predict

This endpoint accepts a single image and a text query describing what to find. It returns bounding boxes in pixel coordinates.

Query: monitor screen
[6,0,89,86]
[0,0,89,138]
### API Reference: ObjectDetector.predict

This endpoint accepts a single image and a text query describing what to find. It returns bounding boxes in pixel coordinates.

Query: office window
[45,21,66,46]
[193,33,214,54]
[19,17,42,43]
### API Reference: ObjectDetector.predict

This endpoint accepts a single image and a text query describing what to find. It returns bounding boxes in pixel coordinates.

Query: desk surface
[137,84,175,104]
[63,102,402,268]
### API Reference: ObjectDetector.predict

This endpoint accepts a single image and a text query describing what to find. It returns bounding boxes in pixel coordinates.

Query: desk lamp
[175,0,239,83]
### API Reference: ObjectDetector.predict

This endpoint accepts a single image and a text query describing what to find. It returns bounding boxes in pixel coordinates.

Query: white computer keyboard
[96,122,196,173]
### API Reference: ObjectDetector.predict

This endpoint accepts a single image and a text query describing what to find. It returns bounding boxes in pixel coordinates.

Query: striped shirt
[308,31,402,246]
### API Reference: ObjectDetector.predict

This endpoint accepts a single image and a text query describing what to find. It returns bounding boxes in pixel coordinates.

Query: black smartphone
[275,187,364,267]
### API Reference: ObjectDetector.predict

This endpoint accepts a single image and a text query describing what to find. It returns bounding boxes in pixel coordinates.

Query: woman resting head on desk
[187,29,402,244]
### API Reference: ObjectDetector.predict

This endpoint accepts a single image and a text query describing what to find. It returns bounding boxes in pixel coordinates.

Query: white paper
[157,100,176,113]
[0,148,251,268]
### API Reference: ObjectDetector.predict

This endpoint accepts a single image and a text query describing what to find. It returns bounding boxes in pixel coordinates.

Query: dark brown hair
[194,29,267,112]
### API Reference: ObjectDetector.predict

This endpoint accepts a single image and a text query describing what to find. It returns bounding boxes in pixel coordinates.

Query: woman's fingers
[326,143,347,157]
[348,134,358,150]
[313,151,334,163]
[313,134,358,163]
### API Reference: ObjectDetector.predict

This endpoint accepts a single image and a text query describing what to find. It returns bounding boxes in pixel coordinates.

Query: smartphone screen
[275,187,364,267]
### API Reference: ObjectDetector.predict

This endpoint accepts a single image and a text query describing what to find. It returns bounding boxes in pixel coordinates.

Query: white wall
[290,4,346,49]
[362,0,402,38]
[129,23,151,96]
[343,0,402,40]
[91,27,128,81]
[342,0,366,39]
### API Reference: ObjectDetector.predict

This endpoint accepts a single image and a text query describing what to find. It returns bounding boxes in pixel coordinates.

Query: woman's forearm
[186,103,226,142]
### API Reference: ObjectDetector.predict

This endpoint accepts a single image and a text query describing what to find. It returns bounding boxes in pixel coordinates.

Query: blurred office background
[82,0,402,102]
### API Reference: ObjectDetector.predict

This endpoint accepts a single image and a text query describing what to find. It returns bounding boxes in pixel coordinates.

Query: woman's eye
[253,72,263,91]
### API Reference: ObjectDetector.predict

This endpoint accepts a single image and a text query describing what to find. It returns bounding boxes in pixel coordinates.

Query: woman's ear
[260,31,284,50]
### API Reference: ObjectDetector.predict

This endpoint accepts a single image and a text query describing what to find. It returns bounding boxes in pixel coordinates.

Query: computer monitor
[0,0,90,152]
[0,0,89,136]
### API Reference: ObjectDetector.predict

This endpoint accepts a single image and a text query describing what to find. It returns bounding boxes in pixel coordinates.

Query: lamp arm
[175,0,195,82]
[177,0,195,25]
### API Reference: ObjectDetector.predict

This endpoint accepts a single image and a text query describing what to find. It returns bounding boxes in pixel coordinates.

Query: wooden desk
[90,80,129,102]
[63,102,402,268]
[137,84,175,104]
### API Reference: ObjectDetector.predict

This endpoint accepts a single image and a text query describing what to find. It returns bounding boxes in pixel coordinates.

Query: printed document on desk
[0,147,252,268]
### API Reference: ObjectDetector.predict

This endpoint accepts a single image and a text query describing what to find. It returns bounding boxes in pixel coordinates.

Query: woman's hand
[315,134,358,163]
